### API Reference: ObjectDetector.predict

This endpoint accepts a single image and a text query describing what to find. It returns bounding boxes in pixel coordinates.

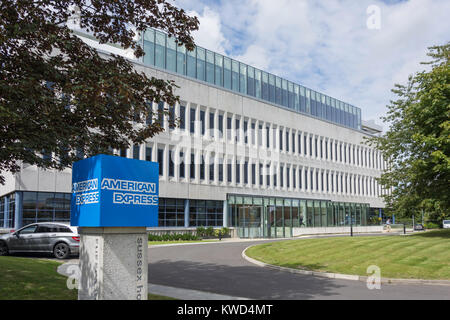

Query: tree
[0,0,199,184]
[367,43,450,221]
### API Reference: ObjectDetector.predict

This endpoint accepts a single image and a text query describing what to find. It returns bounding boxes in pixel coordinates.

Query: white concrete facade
[0,47,386,231]
[125,59,387,209]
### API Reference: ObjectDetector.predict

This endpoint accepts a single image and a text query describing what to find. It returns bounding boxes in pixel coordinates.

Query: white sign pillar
[78,227,148,300]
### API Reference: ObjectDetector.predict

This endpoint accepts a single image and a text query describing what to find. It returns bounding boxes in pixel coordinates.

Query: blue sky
[174,0,449,126]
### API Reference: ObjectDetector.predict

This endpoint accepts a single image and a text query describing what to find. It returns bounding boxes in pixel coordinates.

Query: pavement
[146,234,450,300]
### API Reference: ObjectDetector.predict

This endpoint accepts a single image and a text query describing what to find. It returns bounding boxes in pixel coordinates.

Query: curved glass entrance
[228,194,370,238]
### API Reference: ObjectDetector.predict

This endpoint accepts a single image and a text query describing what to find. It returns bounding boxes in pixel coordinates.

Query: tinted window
[36,225,52,233]
[19,225,37,234]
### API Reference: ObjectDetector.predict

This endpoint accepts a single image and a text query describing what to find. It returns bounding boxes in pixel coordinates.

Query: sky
[173,0,450,126]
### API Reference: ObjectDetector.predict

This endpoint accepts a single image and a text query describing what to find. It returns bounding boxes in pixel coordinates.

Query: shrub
[196,227,206,237]
[148,233,199,242]
[206,227,214,237]
[424,222,440,229]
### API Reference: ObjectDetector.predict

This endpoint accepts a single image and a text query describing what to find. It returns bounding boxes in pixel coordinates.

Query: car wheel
[53,242,70,259]
[0,242,8,256]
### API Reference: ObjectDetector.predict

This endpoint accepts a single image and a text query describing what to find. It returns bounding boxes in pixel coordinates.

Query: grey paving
[147,236,450,300]
[148,283,249,300]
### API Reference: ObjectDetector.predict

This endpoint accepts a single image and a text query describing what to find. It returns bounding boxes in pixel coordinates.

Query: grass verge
[246,230,450,280]
[0,256,176,300]
[0,256,77,300]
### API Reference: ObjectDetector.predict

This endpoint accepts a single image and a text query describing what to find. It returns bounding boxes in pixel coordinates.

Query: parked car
[414,224,425,231]
[0,222,79,259]
[443,220,450,229]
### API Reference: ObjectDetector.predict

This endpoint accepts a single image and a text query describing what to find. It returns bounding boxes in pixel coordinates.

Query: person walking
[386,218,392,232]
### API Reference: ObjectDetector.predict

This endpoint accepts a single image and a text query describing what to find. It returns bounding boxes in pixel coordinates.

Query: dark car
[0,222,79,259]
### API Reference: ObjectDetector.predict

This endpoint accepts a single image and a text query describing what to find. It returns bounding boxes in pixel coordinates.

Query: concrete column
[78,227,148,300]
[184,199,189,228]
[333,171,337,194]
[239,158,244,186]
[223,200,229,228]
[14,191,23,230]
[224,157,229,185]
[306,133,311,158]
[305,167,310,192]
[3,196,8,229]
[195,106,200,137]
[195,150,200,184]
[175,102,180,134]
[214,153,219,185]
[214,110,219,142]
[186,102,191,135]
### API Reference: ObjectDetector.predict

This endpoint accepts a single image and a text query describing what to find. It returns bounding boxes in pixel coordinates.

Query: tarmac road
[147,235,450,300]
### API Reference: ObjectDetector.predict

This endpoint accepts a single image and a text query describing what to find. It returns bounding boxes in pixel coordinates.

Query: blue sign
[70,154,159,227]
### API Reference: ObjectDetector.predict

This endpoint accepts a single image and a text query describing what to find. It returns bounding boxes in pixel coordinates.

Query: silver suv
[0,222,79,259]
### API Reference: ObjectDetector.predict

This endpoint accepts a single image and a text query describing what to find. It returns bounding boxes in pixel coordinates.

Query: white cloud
[179,0,450,125]
[187,7,229,55]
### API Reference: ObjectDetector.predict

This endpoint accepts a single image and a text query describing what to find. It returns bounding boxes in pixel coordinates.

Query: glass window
[145,147,152,161]
[223,57,231,90]
[261,72,269,100]
[196,47,206,81]
[19,225,37,235]
[268,74,276,103]
[255,69,261,99]
[168,150,174,177]
[275,76,282,105]
[231,60,239,92]
[247,66,255,97]
[200,154,205,180]
[200,110,205,135]
[218,114,223,137]
[206,50,215,84]
[23,192,37,210]
[190,153,195,179]
[143,29,155,66]
[187,48,196,78]
[215,53,223,87]
[133,144,140,160]
[282,79,288,107]
[311,91,317,116]
[305,88,311,114]
[179,105,186,130]
[166,36,177,72]
[155,31,166,69]
[294,84,300,111]
[239,63,247,94]
[158,149,164,176]
[176,43,186,75]
[300,86,306,113]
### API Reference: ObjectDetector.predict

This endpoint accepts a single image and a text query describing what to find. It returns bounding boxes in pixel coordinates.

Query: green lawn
[0,256,77,300]
[0,256,176,300]
[246,230,450,280]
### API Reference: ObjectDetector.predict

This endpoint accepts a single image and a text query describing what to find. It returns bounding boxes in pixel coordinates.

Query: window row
[142,28,361,130]
[134,146,386,198]
[144,102,385,171]
[157,198,223,227]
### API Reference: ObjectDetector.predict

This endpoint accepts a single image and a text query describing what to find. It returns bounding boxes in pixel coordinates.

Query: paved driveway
[147,237,450,300]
